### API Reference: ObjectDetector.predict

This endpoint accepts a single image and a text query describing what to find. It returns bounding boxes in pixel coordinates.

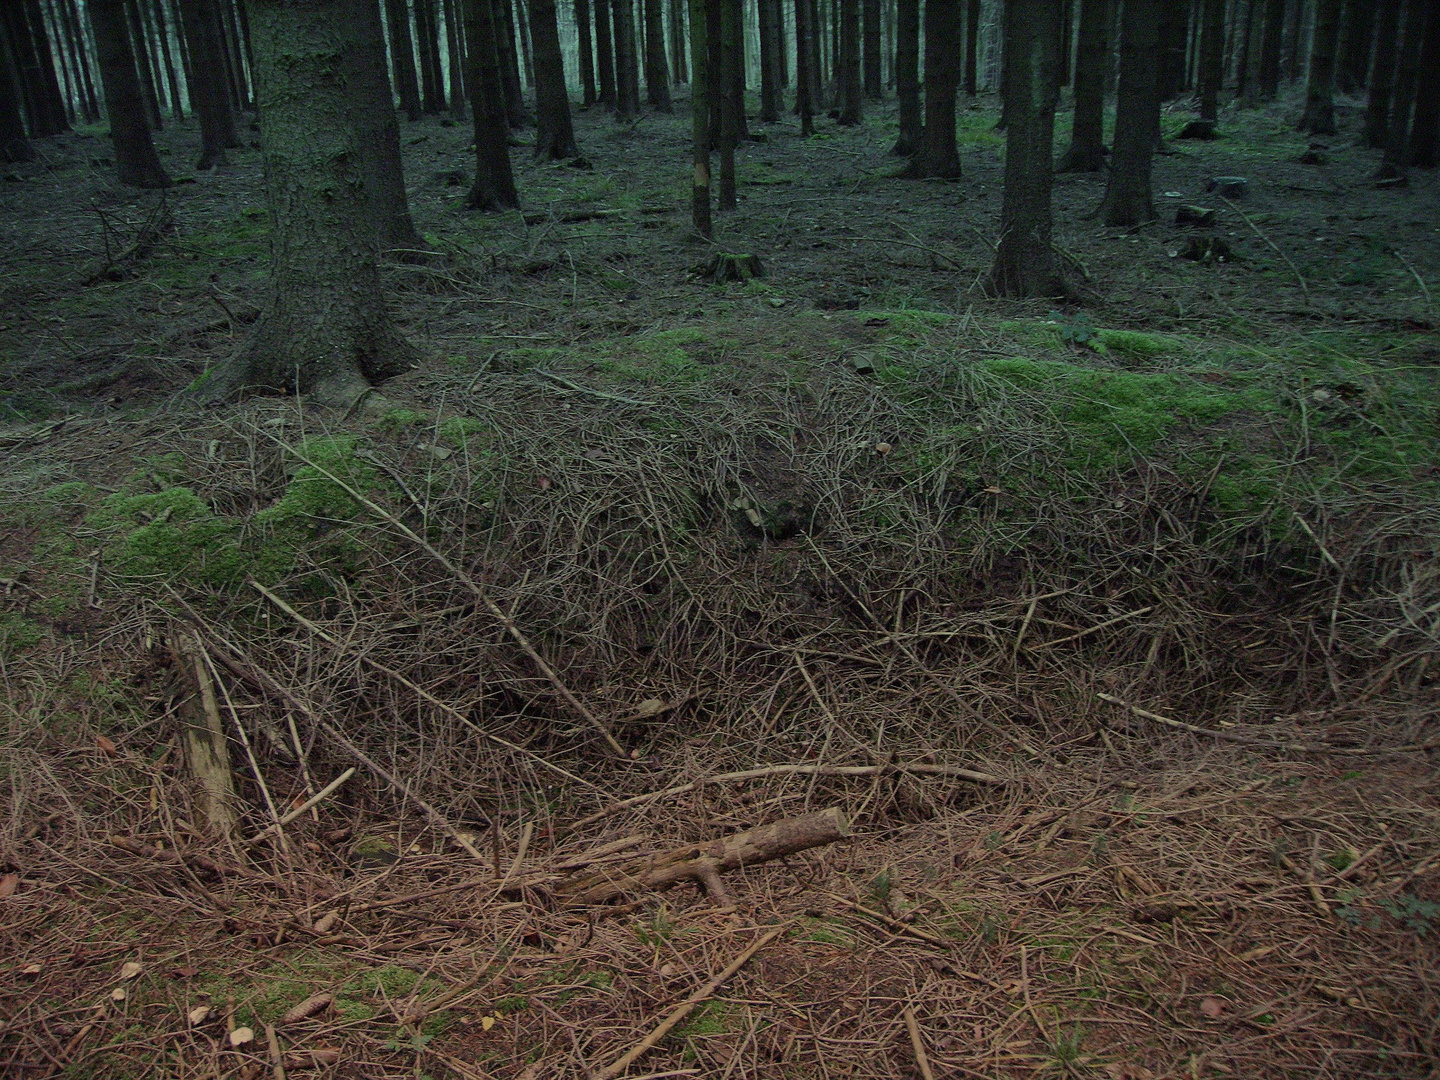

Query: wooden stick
[1028,606,1153,650]
[595,924,788,1079]
[822,892,951,948]
[565,761,1003,833]
[1098,692,1317,752]
[261,435,626,756]
[903,1007,936,1080]
[266,1024,287,1080]
[244,769,356,846]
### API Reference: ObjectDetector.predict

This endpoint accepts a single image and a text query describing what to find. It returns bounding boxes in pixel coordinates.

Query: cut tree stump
[556,806,849,906]
[700,252,764,283]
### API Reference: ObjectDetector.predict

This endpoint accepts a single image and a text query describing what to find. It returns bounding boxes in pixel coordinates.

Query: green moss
[0,613,44,655]
[88,487,247,587]
[374,408,427,434]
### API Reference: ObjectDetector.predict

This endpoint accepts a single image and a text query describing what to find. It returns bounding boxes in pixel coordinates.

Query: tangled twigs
[265,434,627,757]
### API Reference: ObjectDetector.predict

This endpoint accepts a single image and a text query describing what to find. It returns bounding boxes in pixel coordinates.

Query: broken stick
[556,807,850,906]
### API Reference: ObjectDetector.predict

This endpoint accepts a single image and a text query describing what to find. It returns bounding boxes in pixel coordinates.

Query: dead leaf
[97,735,118,758]
[119,961,143,980]
[1237,944,1277,962]
[1200,996,1226,1018]
[281,993,333,1025]
[18,963,41,976]
[284,1048,341,1068]
[983,486,1002,495]
[633,698,665,718]
[188,1005,213,1026]
[312,911,339,934]
[228,1027,255,1048]
[874,442,892,455]
[480,1014,497,1031]
[0,873,18,898]
[169,966,199,980]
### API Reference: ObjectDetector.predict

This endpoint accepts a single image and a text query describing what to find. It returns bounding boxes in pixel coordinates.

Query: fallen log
[556,807,850,906]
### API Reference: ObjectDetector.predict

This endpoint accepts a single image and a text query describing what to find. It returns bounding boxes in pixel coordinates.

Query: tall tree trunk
[444,0,467,117]
[1233,0,1253,97]
[717,0,738,206]
[530,0,578,153]
[19,0,73,133]
[1363,0,1403,148]
[990,0,1063,297]
[613,0,640,116]
[211,0,418,406]
[46,0,80,125]
[861,0,879,98]
[1282,0,1304,82]
[1297,0,1342,133]
[901,0,960,177]
[1377,0,1426,177]
[88,0,171,186]
[644,0,671,107]
[1256,0,1283,99]
[349,0,425,248]
[176,0,235,167]
[1407,0,1440,168]
[219,0,251,110]
[58,0,101,122]
[758,0,780,121]
[463,0,518,208]
[125,0,164,128]
[576,0,597,103]
[794,0,814,134]
[1335,0,1374,93]
[0,39,35,161]
[415,0,446,111]
[1157,0,1187,99]
[1099,0,1159,226]
[384,0,424,120]
[671,0,688,81]
[1057,0,1108,171]
[837,0,860,123]
[497,0,528,123]
[515,0,533,87]
[594,0,616,104]
[729,0,749,138]
[891,0,917,153]
[689,0,710,236]
[963,0,979,96]
[1197,0,1223,122]
[146,0,184,119]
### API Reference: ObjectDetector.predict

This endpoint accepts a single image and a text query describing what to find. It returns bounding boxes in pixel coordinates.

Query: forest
[2,0,1439,1076]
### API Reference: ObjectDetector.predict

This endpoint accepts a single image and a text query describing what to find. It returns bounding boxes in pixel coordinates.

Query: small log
[171,628,239,838]
[556,807,849,906]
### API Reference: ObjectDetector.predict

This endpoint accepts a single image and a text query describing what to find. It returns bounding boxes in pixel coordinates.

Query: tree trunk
[594,0,616,104]
[901,0,960,177]
[989,0,1063,298]
[146,0,184,120]
[207,0,418,406]
[1057,0,1108,171]
[1335,0,1374,93]
[125,0,164,128]
[613,0,640,116]
[1255,0,1283,99]
[88,0,171,186]
[576,0,597,103]
[530,0,578,154]
[891,0,917,153]
[794,0,814,134]
[1363,0,1403,147]
[176,0,235,167]
[689,0,710,236]
[464,0,519,208]
[837,0,861,123]
[717,0,738,206]
[861,0,879,98]
[1099,0,1160,226]
[384,0,424,120]
[15,0,72,134]
[496,0,528,123]
[555,808,850,905]
[758,0,780,121]
[1407,0,1440,168]
[349,0,425,248]
[1197,0,1223,122]
[58,0,102,123]
[964,0,979,96]
[644,0,671,107]
[1378,0,1426,177]
[444,0,468,117]
[46,0,80,126]
[1297,0,1342,133]
[1157,0,1187,99]
[219,0,252,110]
[515,0,533,87]
[0,39,35,162]
[171,630,239,839]
[670,0,687,81]
[415,0,446,111]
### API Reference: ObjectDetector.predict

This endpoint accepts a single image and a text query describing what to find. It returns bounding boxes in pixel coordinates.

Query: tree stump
[700,252,764,283]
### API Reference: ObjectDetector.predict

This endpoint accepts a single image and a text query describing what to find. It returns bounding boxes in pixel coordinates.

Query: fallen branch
[565,761,1003,833]
[556,807,850,906]
[1100,692,1326,753]
[244,769,356,847]
[595,923,789,1080]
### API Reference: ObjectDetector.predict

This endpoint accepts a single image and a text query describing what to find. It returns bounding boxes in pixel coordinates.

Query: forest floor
[1,89,1439,1079]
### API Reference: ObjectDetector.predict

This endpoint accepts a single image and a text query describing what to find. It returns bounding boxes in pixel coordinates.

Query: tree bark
[613,0,640,117]
[444,0,468,117]
[349,0,425,248]
[594,0,616,104]
[530,0,578,154]
[555,808,850,905]
[15,0,72,134]
[1157,0,1188,99]
[1297,0,1342,133]
[689,0,710,236]
[464,0,519,209]
[989,0,1063,298]
[176,0,235,168]
[891,0,917,153]
[1255,0,1283,99]
[219,0,251,110]
[0,35,35,162]
[1407,0,1440,168]
[125,0,164,129]
[384,0,424,120]
[717,0,738,206]
[861,0,879,98]
[497,0,528,123]
[963,0,979,96]
[1363,0,1403,147]
[1057,0,1108,171]
[171,629,239,839]
[758,0,780,120]
[1335,0,1374,93]
[1378,0,1426,177]
[671,0,687,82]
[794,0,814,134]
[1099,0,1160,226]
[1197,0,1223,123]
[644,0,671,107]
[88,0,171,186]
[58,0,102,123]
[576,0,597,103]
[207,0,418,405]
[146,0,184,120]
[901,0,960,177]
[837,0,861,123]
[414,0,446,111]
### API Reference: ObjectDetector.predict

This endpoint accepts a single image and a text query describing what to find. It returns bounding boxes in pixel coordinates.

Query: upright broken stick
[556,807,850,906]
